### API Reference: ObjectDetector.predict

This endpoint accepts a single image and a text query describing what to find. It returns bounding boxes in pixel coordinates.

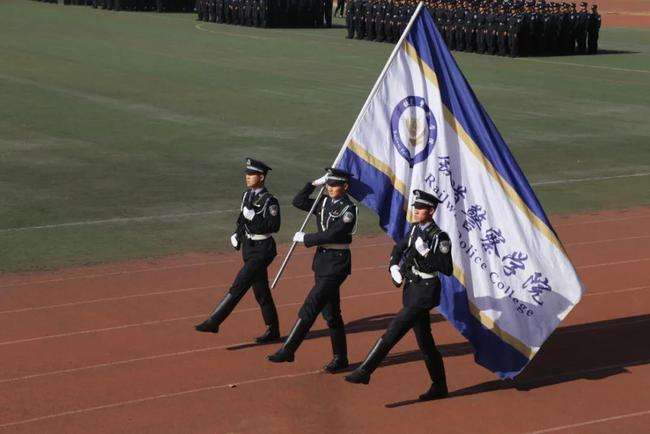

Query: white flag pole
[270,2,426,290]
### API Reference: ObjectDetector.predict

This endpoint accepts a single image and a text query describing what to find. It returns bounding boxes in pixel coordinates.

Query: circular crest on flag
[390,96,437,167]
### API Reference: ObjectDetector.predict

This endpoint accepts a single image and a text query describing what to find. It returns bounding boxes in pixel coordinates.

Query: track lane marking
[3,234,648,315]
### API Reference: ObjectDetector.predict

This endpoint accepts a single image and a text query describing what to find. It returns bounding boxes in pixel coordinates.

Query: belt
[411,267,438,279]
[245,233,271,241]
[319,243,350,250]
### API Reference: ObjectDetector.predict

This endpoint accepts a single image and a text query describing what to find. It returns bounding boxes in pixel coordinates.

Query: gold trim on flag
[403,41,567,256]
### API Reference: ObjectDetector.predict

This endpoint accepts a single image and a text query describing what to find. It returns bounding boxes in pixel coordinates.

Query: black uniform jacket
[236,187,281,261]
[292,183,357,278]
[390,221,453,309]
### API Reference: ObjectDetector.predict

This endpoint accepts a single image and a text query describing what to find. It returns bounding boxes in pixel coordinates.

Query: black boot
[324,326,349,373]
[418,350,448,400]
[194,293,234,333]
[267,318,310,363]
[344,337,390,385]
[255,323,280,344]
[418,382,449,401]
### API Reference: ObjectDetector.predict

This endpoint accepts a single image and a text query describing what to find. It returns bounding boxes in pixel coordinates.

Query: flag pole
[270,2,426,290]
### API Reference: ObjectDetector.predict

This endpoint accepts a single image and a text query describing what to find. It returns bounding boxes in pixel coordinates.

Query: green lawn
[1,0,649,272]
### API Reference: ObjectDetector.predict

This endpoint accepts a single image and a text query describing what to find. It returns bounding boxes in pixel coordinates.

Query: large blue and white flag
[335,4,585,378]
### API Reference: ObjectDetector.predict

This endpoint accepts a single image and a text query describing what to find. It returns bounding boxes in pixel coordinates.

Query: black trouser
[211,255,279,328]
[587,30,598,54]
[295,274,348,356]
[378,306,445,384]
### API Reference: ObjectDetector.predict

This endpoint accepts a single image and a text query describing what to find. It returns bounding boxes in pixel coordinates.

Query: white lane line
[0,241,391,290]
[531,172,650,186]
[0,209,239,233]
[518,57,650,74]
[0,230,647,314]
[554,213,650,227]
[0,260,647,349]
[0,237,648,315]
[194,23,267,40]
[0,369,323,429]
[3,354,650,429]
[2,284,648,385]
[3,213,650,290]
[0,259,237,289]
[576,257,650,270]
[585,285,650,297]
[524,409,650,434]
[566,234,650,247]
[0,288,401,384]
[0,267,387,347]
[2,173,648,233]
[0,284,216,315]
[0,259,387,315]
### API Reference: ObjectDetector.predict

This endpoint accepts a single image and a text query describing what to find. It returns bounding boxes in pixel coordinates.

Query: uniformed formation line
[2,233,646,315]
[0,285,646,386]
[523,409,650,434]
[0,369,324,429]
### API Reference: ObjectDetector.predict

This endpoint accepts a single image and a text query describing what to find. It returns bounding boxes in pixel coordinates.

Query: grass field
[1,0,649,272]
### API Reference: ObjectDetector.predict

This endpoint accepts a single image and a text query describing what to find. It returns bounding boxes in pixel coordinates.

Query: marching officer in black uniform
[195,158,281,344]
[345,190,453,401]
[268,168,358,373]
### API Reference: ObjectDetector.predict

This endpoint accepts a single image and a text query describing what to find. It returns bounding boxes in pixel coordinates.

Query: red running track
[0,207,649,433]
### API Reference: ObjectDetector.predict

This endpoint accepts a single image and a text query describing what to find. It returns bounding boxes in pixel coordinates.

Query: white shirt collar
[419,222,432,230]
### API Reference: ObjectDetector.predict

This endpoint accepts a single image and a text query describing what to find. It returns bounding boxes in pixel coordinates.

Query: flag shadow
[225,312,445,351]
[384,314,650,408]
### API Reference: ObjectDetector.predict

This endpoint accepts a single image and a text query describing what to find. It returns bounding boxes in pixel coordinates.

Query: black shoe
[324,355,349,373]
[344,368,371,384]
[267,348,295,363]
[194,320,219,333]
[418,383,449,401]
[267,318,310,362]
[255,326,280,344]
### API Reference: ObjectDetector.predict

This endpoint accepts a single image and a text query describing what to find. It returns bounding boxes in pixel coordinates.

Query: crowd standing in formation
[196,0,334,28]
[32,0,194,12]
[345,0,601,56]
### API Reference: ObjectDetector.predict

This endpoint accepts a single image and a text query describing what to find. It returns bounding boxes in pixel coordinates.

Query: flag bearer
[345,190,453,401]
[268,168,357,373]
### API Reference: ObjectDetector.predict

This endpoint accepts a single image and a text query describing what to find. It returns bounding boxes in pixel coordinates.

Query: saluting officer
[345,190,453,401]
[195,158,281,344]
[268,168,358,373]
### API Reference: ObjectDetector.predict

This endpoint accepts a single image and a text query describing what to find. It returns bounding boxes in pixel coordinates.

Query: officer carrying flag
[274,3,585,392]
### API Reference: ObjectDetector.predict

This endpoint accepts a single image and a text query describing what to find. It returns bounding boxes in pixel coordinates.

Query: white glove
[312,174,328,187]
[230,233,239,249]
[390,265,403,285]
[293,232,305,243]
[415,237,431,257]
[242,207,255,221]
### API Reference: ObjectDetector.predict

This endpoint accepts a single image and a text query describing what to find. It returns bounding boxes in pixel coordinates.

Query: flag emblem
[390,96,438,167]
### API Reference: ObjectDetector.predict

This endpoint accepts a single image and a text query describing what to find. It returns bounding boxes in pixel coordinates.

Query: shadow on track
[225,312,445,351]
[385,314,650,408]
